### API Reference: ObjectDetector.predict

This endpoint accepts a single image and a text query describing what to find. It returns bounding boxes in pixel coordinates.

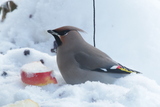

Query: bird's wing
[74,52,140,74]
[74,51,115,70]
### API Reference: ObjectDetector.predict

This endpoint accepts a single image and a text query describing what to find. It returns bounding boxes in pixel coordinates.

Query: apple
[2,99,39,107]
[21,61,57,86]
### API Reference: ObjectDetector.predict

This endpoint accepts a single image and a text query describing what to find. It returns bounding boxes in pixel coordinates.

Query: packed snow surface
[1,0,160,107]
[21,61,52,73]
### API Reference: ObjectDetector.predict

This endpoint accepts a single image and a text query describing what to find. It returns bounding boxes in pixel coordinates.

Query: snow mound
[21,61,52,73]
[1,75,160,107]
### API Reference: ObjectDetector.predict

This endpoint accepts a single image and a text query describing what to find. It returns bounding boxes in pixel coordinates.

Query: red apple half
[21,61,57,86]
[2,99,39,107]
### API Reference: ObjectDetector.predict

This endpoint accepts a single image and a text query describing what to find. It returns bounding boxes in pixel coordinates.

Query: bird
[47,26,141,84]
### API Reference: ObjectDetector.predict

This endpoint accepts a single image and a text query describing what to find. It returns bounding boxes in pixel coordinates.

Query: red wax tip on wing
[117,65,122,69]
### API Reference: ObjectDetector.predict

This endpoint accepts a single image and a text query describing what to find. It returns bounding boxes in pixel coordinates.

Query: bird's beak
[47,30,59,36]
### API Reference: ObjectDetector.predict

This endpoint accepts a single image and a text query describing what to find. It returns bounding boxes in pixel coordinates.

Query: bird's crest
[53,26,85,33]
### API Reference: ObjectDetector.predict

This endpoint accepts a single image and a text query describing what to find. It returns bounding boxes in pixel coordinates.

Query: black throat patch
[53,35,62,46]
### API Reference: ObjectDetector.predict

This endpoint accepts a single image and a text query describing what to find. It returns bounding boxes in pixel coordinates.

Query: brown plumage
[53,26,85,33]
[47,26,140,84]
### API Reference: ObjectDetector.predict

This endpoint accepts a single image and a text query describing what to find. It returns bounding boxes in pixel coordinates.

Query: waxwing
[47,26,141,84]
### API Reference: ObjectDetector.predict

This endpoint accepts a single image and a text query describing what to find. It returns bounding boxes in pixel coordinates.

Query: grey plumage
[47,26,140,84]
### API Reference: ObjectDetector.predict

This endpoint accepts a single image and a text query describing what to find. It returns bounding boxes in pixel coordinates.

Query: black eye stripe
[54,30,71,36]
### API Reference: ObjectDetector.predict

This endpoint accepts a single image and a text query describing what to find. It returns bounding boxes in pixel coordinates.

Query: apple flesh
[21,61,57,86]
[2,99,39,107]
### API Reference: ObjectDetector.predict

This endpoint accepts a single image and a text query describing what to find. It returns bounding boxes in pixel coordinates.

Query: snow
[1,0,160,106]
[21,61,52,73]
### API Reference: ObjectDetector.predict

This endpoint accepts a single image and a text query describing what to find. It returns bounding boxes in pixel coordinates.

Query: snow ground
[1,0,160,106]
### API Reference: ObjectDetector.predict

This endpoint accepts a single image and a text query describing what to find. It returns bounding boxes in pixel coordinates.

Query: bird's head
[47,26,85,47]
